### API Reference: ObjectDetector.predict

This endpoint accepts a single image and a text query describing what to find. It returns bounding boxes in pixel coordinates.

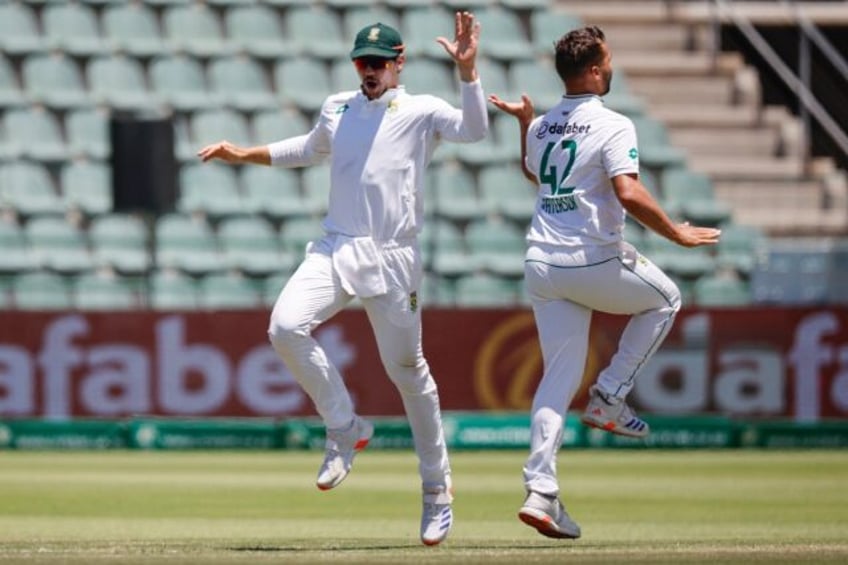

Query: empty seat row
[0,51,590,114]
[0,3,574,61]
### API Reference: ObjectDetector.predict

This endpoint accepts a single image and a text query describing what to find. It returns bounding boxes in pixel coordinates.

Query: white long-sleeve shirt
[268,80,488,241]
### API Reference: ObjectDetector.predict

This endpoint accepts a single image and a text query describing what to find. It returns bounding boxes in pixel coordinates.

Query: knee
[385,356,433,395]
[267,311,308,351]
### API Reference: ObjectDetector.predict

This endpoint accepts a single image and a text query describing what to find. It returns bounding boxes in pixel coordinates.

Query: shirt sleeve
[430,79,489,143]
[267,98,334,167]
[603,118,640,178]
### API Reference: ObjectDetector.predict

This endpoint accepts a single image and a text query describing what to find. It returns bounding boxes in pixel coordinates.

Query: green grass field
[1,449,846,564]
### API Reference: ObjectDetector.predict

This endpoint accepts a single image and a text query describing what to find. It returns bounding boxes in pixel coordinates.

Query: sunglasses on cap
[353,57,396,71]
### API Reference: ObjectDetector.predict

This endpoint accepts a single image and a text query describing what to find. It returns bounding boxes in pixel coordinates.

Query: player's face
[354,55,404,100]
[595,43,613,95]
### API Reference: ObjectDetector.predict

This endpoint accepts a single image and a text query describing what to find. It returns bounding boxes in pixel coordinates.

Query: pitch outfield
[0,450,846,564]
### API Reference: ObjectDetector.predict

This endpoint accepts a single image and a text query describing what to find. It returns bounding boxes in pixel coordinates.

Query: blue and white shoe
[420,485,453,546]
[581,385,650,438]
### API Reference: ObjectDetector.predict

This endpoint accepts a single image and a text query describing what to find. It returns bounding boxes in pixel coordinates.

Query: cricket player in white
[490,26,721,539]
[198,13,487,546]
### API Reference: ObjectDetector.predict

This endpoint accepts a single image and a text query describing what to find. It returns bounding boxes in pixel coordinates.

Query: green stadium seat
[285,6,347,60]
[23,53,91,110]
[4,107,69,163]
[66,108,111,160]
[431,164,484,222]
[424,219,478,277]
[24,215,95,274]
[715,223,766,276]
[343,6,401,38]
[530,10,583,56]
[401,7,455,60]
[208,55,278,112]
[72,271,139,311]
[0,3,46,57]
[329,59,359,94]
[149,269,199,311]
[475,7,534,62]
[162,3,234,58]
[0,55,27,109]
[464,218,526,276]
[42,2,108,57]
[455,273,520,307]
[89,213,152,275]
[61,160,113,216]
[155,213,226,275]
[87,55,161,113]
[602,73,645,117]
[644,230,716,279]
[508,60,565,112]
[102,2,168,58]
[279,217,325,260]
[241,166,312,219]
[150,54,223,112]
[661,167,732,226]
[477,163,537,223]
[252,109,312,144]
[622,218,646,249]
[11,271,72,310]
[0,220,40,273]
[178,162,245,218]
[191,109,253,149]
[263,271,290,306]
[301,165,332,215]
[630,116,688,171]
[693,273,752,307]
[401,59,458,106]
[274,57,332,113]
[0,162,65,216]
[198,272,262,309]
[218,215,296,276]
[224,4,290,59]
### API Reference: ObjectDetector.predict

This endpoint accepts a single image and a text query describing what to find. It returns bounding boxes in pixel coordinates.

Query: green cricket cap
[350,22,404,59]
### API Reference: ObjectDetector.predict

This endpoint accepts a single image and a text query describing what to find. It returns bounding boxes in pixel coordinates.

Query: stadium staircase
[558,0,848,237]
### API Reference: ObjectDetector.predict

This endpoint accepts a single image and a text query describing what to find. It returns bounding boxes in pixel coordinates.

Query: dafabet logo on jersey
[535,121,592,139]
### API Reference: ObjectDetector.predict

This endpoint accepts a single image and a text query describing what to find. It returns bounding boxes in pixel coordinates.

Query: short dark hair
[554,25,606,83]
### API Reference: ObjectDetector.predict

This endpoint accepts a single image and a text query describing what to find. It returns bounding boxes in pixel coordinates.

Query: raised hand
[488,93,536,127]
[436,11,480,81]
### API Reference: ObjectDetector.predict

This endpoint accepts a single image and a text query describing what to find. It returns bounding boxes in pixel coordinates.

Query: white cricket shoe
[315,416,373,491]
[420,485,453,546]
[518,491,581,539]
[581,385,650,438]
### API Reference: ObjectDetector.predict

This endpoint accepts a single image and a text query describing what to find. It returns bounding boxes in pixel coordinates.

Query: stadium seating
[0,0,763,311]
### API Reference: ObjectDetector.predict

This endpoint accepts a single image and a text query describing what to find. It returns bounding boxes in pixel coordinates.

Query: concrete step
[627,75,735,106]
[649,104,763,128]
[686,155,806,181]
[614,51,745,77]
[558,1,672,24]
[669,127,782,159]
[599,22,712,52]
[714,179,848,235]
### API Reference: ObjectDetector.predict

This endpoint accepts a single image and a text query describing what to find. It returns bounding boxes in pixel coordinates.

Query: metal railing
[709,0,848,171]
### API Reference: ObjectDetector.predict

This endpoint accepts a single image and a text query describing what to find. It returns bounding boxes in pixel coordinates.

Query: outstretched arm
[197,142,271,165]
[489,93,538,185]
[436,11,480,83]
[613,173,721,247]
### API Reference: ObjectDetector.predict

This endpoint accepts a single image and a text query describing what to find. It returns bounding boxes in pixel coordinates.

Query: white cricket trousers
[523,241,681,496]
[267,239,451,490]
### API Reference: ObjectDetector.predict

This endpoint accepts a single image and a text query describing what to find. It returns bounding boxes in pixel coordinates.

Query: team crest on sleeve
[629,148,639,160]
[409,291,418,313]
[336,103,350,114]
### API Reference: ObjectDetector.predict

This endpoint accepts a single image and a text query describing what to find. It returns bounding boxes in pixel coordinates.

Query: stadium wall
[2,308,848,422]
